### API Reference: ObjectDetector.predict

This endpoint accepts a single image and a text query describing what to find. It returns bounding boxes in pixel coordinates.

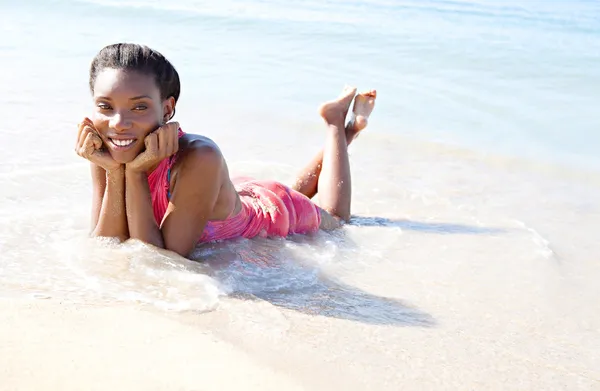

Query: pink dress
[147,131,321,243]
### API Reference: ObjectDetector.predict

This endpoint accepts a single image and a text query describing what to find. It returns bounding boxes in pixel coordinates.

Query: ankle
[326,124,346,136]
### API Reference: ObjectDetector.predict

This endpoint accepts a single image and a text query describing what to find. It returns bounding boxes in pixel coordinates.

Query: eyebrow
[130,95,152,100]
[95,95,152,101]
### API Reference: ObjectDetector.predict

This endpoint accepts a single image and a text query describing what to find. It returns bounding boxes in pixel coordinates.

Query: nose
[109,111,132,132]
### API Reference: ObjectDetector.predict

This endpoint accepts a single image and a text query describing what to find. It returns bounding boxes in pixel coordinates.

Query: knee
[319,208,347,230]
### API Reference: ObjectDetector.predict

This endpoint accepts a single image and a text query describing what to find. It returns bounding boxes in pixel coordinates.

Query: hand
[126,122,180,173]
[76,117,121,172]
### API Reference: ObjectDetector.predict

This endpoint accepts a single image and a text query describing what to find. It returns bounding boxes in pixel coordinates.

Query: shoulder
[174,134,224,178]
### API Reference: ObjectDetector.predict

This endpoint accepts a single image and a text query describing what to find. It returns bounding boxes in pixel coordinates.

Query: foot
[318,86,357,126]
[347,90,377,140]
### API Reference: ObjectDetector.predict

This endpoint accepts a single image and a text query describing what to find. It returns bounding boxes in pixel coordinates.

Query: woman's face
[91,68,174,164]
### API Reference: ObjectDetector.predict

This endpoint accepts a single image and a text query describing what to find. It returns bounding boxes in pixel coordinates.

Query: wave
[513,220,557,261]
[72,0,600,31]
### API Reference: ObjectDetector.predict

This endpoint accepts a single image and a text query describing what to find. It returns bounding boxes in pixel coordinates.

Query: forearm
[92,167,129,241]
[125,170,164,248]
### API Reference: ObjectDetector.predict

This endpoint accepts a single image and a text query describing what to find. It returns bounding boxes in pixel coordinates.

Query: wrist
[125,166,147,180]
[105,165,125,184]
[125,163,146,175]
[106,165,125,176]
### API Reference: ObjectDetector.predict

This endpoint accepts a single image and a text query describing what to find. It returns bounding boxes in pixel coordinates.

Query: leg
[315,86,357,222]
[292,90,377,199]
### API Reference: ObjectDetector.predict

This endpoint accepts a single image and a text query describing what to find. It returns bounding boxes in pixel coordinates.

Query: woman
[76,43,376,257]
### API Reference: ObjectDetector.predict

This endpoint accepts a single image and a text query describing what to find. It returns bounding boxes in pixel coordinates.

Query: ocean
[0,0,598,388]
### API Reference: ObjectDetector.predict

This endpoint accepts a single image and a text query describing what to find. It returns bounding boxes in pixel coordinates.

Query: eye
[97,102,112,110]
[132,104,148,111]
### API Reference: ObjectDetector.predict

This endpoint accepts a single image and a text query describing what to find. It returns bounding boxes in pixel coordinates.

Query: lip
[106,136,137,151]
[106,133,136,140]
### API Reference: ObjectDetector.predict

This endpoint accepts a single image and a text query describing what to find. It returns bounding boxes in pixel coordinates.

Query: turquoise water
[2,0,599,169]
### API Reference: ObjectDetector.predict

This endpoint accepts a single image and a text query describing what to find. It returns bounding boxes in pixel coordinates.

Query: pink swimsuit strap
[147,128,184,225]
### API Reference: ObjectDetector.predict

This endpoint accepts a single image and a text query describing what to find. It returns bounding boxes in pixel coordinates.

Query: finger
[76,118,94,142]
[85,120,100,136]
[171,133,179,156]
[170,122,180,136]
[82,117,93,127]
[145,133,159,156]
[77,127,93,152]
[163,122,179,156]
[89,145,110,164]
[76,122,85,150]
[79,118,95,136]
[81,126,97,148]
[84,119,101,138]
[83,125,96,133]
[91,133,103,150]
[162,122,178,134]
[158,127,169,158]
[170,122,180,154]
[79,132,96,158]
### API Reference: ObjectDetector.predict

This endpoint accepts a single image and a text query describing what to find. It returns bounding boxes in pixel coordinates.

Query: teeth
[111,139,134,147]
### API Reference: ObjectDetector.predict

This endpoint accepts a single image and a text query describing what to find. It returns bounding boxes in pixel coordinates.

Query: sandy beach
[0,299,308,391]
[2,296,598,390]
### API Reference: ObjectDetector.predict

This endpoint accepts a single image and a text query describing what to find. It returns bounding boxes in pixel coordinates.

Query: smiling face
[91,68,175,163]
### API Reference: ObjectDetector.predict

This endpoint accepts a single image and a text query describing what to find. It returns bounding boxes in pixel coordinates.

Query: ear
[162,96,176,123]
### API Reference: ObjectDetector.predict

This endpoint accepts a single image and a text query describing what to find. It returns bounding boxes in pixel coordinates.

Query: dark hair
[89,43,181,106]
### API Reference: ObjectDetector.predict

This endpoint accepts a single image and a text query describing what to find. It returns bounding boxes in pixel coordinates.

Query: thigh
[247,179,324,234]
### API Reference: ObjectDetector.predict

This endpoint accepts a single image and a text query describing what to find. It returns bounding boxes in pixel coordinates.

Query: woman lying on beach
[76,43,376,257]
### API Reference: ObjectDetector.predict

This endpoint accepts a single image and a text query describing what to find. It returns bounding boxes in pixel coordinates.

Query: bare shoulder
[173,133,224,178]
[170,132,238,220]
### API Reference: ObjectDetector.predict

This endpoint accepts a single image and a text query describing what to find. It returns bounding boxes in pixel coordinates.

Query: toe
[366,89,377,98]
[343,86,357,96]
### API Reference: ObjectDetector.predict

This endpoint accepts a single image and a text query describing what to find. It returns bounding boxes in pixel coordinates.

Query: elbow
[166,245,194,259]
[90,230,129,243]
[163,239,195,259]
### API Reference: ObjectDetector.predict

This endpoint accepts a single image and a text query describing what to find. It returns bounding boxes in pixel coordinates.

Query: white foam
[512,220,556,260]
